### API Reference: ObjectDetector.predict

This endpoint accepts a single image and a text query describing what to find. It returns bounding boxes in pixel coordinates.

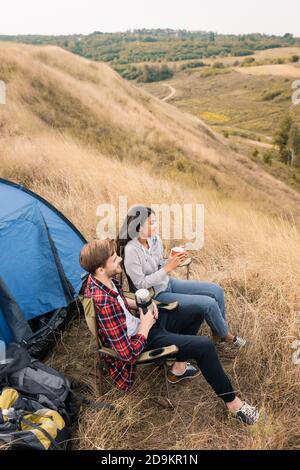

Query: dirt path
[222,126,273,142]
[232,136,273,149]
[161,84,176,101]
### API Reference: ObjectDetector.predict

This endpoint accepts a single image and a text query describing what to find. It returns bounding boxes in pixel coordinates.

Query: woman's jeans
[146,301,236,403]
[154,277,228,338]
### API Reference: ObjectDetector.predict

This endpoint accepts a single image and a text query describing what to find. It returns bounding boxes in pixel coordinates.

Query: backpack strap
[18,369,26,389]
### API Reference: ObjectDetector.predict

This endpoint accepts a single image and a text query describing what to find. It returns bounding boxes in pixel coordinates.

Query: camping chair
[79,294,179,408]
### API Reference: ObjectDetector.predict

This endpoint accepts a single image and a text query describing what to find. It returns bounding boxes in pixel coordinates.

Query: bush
[290,55,299,63]
[213,61,225,69]
[181,61,205,70]
[263,151,273,165]
[242,57,255,66]
[233,50,254,57]
[137,64,174,83]
[262,89,283,101]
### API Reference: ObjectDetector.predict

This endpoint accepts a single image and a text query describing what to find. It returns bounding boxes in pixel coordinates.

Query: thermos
[135,289,153,315]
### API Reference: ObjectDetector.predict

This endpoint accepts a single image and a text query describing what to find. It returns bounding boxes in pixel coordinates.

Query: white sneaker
[233,336,247,348]
[232,402,260,425]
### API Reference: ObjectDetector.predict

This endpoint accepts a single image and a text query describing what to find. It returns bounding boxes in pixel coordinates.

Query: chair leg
[163,363,174,409]
[186,264,190,280]
[97,354,104,396]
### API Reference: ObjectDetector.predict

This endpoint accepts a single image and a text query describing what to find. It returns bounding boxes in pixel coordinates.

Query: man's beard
[109,265,122,277]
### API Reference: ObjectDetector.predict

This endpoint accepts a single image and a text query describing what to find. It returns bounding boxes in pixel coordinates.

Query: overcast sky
[1,0,299,36]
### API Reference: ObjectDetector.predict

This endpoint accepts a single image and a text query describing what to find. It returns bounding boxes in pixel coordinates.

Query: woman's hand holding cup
[164,246,188,273]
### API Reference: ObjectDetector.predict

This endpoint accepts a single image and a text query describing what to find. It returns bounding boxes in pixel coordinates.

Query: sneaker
[233,336,247,348]
[167,363,200,384]
[231,402,260,425]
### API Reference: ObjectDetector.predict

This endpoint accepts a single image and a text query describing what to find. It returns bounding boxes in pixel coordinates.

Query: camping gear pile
[0,344,79,450]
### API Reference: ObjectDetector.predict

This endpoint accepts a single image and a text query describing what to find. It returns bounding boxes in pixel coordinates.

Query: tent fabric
[0,278,32,344]
[0,178,87,345]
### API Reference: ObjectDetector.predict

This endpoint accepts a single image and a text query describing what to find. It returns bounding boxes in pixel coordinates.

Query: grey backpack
[0,344,78,426]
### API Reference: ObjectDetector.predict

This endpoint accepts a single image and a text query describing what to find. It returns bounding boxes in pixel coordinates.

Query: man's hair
[80,239,117,274]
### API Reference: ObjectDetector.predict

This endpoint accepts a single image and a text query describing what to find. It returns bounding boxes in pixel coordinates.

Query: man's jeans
[147,289,235,403]
[154,277,228,337]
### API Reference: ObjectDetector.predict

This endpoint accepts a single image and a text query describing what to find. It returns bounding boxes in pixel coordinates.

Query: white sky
[0,0,299,36]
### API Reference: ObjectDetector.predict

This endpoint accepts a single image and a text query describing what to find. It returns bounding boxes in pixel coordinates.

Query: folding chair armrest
[157,301,178,311]
[179,256,192,267]
[124,292,178,311]
[98,346,119,359]
[99,345,178,364]
[124,291,136,301]
[137,345,178,364]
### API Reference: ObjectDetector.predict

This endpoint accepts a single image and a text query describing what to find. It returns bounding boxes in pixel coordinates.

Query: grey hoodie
[124,236,169,296]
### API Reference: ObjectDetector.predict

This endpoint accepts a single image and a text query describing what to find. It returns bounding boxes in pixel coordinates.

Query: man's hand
[152,302,159,320]
[138,306,156,339]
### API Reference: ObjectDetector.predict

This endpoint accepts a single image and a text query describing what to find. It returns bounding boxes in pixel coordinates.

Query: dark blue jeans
[155,277,228,337]
[146,299,236,403]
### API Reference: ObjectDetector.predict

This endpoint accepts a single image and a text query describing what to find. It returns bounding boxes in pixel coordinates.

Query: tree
[209,32,215,42]
[288,125,300,167]
[273,116,293,164]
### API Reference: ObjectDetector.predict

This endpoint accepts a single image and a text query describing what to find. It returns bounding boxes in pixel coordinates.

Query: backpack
[0,344,79,427]
[0,387,69,450]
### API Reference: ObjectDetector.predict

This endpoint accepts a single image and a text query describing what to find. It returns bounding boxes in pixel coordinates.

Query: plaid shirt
[84,274,147,391]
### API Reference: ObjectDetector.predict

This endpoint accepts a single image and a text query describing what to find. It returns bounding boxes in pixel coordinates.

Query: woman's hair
[116,205,154,256]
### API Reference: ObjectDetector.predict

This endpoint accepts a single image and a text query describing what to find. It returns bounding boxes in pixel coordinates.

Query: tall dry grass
[0,43,299,449]
[1,133,299,450]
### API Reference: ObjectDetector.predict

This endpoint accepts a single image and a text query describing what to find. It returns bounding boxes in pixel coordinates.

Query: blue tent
[0,178,86,355]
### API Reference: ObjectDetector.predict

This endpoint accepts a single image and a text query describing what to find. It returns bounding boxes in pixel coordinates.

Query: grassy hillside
[0,43,299,450]
[1,42,300,225]
[1,31,300,85]
[140,52,300,193]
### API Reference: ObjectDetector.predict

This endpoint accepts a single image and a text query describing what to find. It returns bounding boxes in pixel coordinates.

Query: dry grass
[237,63,300,78]
[0,43,299,450]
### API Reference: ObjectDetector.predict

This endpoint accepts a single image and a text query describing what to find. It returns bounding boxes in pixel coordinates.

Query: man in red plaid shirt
[80,238,157,391]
